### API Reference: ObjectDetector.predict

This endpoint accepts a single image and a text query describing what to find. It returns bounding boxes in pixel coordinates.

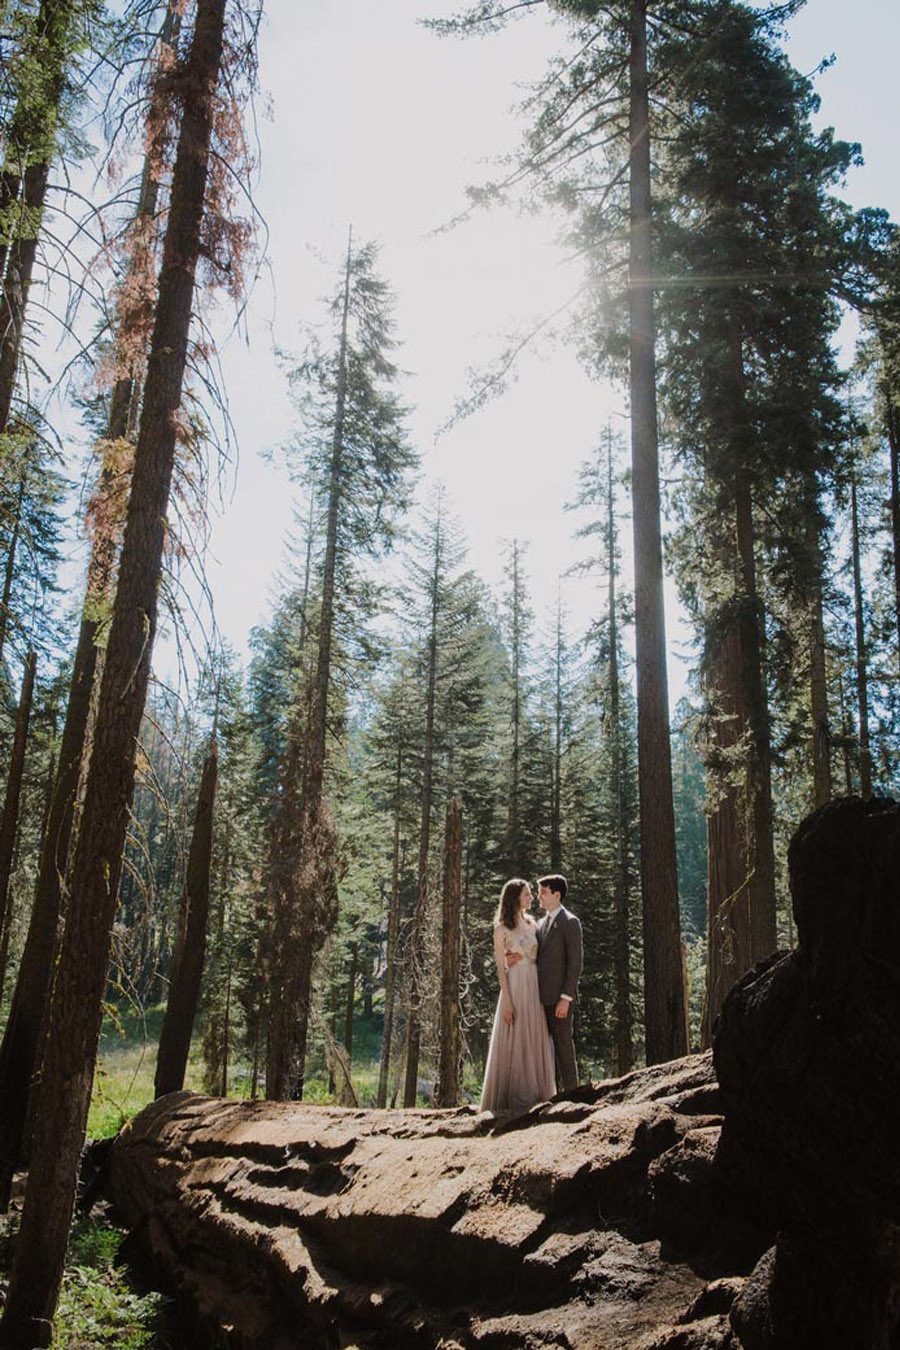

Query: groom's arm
[561,915,583,1001]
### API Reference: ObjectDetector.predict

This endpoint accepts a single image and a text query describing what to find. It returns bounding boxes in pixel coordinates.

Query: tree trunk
[607,434,632,1076]
[0,9,178,1203]
[628,0,686,1064]
[734,472,776,965]
[0,158,50,434]
[0,476,24,671]
[880,379,900,674]
[0,3,226,1338]
[343,942,358,1063]
[0,649,36,1006]
[404,519,441,1107]
[550,594,563,871]
[850,476,872,798]
[265,234,352,1102]
[508,542,521,872]
[154,741,218,1098]
[809,565,832,808]
[436,798,462,1108]
[376,745,402,1108]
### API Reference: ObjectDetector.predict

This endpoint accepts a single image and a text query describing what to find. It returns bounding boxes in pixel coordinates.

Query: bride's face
[519,885,533,912]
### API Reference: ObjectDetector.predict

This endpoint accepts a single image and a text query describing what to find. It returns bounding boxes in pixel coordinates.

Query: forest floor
[0,1005,482,1345]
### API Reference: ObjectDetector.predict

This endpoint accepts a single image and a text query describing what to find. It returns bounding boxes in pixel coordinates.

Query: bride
[480,878,556,1112]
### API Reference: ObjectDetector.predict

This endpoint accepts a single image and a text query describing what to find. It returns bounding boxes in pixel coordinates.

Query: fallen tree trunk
[108,796,900,1348]
[109,1055,749,1348]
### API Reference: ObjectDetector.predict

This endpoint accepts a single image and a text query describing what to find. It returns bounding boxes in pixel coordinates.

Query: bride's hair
[495,877,529,930]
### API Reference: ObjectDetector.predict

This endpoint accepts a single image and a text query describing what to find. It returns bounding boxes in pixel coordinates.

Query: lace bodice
[498,918,539,963]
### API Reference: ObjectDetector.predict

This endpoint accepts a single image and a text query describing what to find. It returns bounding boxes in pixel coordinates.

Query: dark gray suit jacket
[537,906,583,1007]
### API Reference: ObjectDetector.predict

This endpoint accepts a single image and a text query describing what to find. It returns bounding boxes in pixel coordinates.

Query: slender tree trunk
[0,9,179,1202]
[154,741,218,1098]
[0,5,226,1337]
[606,434,632,1076]
[265,232,352,1101]
[850,476,873,798]
[628,0,686,1064]
[436,798,462,1108]
[0,476,24,670]
[404,520,441,1107]
[734,471,776,965]
[550,594,563,871]
[0,159,49,434]
[343,942,358,1062]
[376,745,402,1108]
[809,562,832,808]
[508,542,521,871]
[882,385,900,675]
[837,667,854,795]
[0,650,35,1005]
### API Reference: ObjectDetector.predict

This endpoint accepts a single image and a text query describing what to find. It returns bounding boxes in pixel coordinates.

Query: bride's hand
[501,995,515,1026]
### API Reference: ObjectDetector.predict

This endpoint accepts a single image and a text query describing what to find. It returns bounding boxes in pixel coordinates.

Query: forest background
[0,10,898,1335]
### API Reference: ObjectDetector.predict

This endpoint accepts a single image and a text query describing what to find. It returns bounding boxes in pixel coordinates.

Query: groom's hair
[539,874,567,900]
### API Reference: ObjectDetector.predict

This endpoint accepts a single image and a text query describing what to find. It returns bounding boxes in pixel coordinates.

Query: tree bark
[436,798,462,1108]
[0,476,24,671]
[628,0,686,1064]
[154,741,218,1098]
[376,745,403,1108]
[404,515,441,1107]
[0,158,50,434]
[550,595,563,871]
[0,3,226,1338]
[343,942,358,1063]
[850,476,872,798]
[607,434,632,1076]
[809,566,832,808]
[0,8,179,1204]
[265,234,351,1102]
[0,649,36,1006]
[882,384,900,676]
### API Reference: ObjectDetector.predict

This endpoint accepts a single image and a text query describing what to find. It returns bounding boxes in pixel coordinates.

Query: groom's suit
[537,906,583,1092]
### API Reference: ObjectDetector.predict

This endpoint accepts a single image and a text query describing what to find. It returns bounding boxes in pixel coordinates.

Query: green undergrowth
[0,1211,174,1348]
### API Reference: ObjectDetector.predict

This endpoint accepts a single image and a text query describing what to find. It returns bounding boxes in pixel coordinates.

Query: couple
[480,874,583,1113]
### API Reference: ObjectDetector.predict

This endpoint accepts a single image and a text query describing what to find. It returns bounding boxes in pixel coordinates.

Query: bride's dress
[480,917,556,1112]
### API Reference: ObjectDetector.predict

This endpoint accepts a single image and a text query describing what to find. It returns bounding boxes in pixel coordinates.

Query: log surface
[109,1053,750,1348]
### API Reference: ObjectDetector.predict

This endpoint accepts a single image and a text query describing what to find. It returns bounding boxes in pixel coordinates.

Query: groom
[536,874,582,1092]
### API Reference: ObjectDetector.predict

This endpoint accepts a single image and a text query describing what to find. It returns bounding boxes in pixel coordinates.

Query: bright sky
[67,0,900,700]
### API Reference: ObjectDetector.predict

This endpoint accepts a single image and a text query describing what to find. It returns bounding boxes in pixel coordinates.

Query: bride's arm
[493,925,516,1025]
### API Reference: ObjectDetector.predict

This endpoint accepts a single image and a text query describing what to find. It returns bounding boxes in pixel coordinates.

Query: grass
[0,1212,174,1349]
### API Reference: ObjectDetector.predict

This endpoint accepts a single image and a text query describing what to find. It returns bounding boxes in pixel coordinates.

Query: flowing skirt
[480,958,556,1112]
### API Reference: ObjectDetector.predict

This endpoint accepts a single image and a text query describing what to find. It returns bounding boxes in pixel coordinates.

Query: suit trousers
[544,1003,578,1092]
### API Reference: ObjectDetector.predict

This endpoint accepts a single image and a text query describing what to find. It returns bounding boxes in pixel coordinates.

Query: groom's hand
[505,951,523,968]
[554,999,570,1019]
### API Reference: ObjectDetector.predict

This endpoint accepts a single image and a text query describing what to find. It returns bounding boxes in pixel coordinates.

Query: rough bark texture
[716,795,900,1346]
[435,797,462,1108]
[0,648,35,1004]
[154,742,219,1098]
[628,0,686,1065]
[404,519,441,1106]
[0,9,179,1203]
[111,1055,747,1349]
[376,747,402,1108]
[850,477,872,798]
[0,3,226,1339]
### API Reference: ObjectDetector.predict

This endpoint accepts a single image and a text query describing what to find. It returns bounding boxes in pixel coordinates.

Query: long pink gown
[480,917,556,1112]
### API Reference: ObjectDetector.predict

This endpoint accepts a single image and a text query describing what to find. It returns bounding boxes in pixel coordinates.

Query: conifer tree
[0,1,232,1334]
[265,237,416,1100]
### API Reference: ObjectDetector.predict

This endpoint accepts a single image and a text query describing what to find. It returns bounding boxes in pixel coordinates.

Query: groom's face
[538,883,553,910]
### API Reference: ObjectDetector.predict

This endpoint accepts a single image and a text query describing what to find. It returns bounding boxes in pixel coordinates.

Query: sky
[53,0,900,702]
